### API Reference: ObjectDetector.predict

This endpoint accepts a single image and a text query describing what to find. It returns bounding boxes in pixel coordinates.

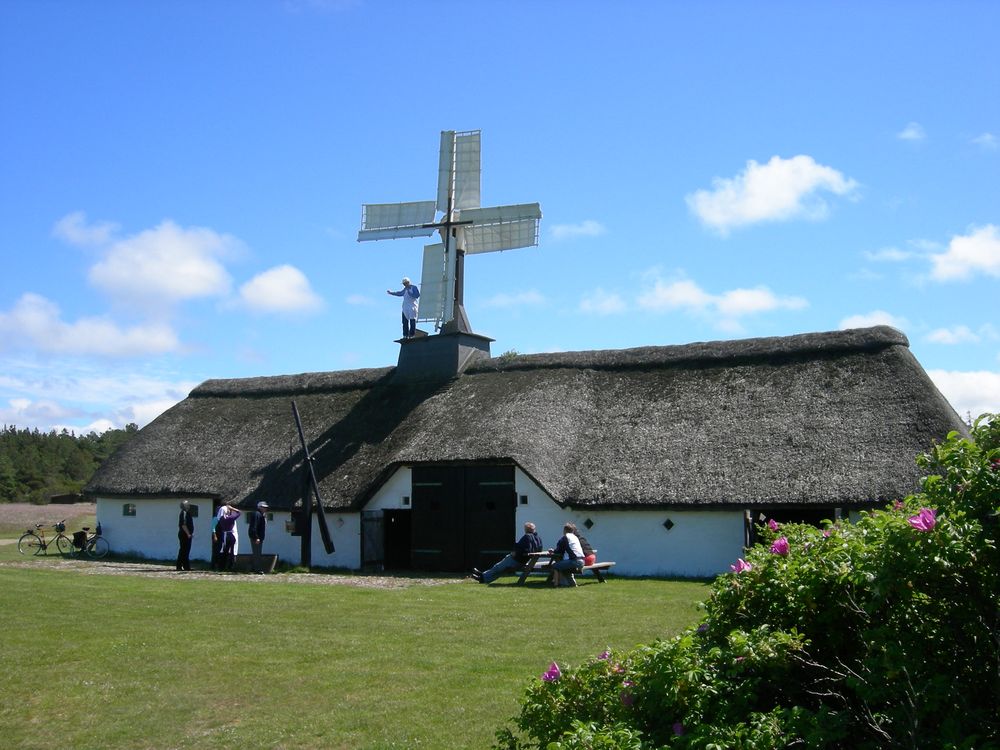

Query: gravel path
[2,503,467,588]
[0,554,467,588]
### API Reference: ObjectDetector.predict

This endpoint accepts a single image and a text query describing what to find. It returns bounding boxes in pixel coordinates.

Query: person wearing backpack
[576,530,597,566]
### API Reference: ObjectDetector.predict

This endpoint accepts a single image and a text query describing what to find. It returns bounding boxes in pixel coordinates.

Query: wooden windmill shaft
[291,400,334,568]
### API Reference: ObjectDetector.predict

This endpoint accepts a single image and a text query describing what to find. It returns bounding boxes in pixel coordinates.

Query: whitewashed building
[86,326,965,577]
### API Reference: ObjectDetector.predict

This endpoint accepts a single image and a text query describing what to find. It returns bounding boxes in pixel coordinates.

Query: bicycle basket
[55,522,66,533]
[73,531,87,549]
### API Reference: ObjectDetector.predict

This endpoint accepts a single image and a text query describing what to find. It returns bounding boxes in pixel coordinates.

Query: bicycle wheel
[56,534,75,555]
[87,536,110,559]
[17,532,43,556]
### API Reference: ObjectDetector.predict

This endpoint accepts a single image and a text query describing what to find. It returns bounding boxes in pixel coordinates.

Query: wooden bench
[515,556,616,584]
[232,553,278,573]
[580,561,616,583]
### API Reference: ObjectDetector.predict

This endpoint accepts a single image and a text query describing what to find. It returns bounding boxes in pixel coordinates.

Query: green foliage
[500,414,1000,749]
[0,423,137,503]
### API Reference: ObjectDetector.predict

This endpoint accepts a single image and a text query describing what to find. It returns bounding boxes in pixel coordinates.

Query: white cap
[402,277,410,284]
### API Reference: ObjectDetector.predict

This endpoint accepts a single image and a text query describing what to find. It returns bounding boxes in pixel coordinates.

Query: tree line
[0,424,139,504]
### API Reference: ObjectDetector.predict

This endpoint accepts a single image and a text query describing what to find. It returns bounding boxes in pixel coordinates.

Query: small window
[519,495,528,505]
[402,496,411,506]
[122,503,136,516]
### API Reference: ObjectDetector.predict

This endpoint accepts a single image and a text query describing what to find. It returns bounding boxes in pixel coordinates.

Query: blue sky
[2,0,999,433]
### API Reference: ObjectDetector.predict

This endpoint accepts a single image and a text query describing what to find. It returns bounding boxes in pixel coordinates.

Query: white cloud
[927,370,1000,421]
[580,289,626,315]
[637,274,807,330]
[550,220,607,241]
[637,278,714,312]
[483,290,546,308]
[686,155,858,234]
[838,310,908,331]
[897,122,926,142]
[0,360,196,431]
[971,132,997,151]
[716,287,807,317]
[864,246,914,262]
[346,294,375,306]
[925,326,980,345]
[0,293,180,357]
[52,211,120,246]
[239,265,323,314]
[928,224,1000,281]
[88,220,239,306]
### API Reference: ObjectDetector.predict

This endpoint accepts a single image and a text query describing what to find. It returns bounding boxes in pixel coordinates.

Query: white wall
[96,464,746,576]
[365,466,413,511]
[95,497,360,569]
[513,469,744,577]
[358,467,745,577]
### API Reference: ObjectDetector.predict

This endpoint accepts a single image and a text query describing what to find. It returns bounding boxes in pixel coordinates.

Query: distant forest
[0,424,138,504]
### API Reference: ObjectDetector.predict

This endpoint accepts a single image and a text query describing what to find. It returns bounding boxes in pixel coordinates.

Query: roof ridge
[191,366,395,398]
[468,326,909,373]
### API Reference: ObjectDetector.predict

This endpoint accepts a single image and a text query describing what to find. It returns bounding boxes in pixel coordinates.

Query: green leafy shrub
[498,415,1000,749]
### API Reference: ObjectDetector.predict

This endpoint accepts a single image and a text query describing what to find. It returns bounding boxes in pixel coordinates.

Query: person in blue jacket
[473,522,543,584]
[387,277,420,338]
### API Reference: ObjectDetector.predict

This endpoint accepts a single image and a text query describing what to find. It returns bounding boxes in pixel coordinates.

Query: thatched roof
[85,326,965,512]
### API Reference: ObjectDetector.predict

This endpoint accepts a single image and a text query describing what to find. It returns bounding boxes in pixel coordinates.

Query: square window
[519,495,528,505]
[122,503,136,517]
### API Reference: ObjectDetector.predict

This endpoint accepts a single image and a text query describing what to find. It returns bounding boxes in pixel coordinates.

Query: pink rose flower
[770,537,790,556]
[907,507,937,531]
[729,558,753,573]
[541,662,561,682]
[767,518,780,531]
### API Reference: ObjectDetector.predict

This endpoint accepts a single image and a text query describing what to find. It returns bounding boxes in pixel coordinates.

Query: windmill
[358,130,541,335]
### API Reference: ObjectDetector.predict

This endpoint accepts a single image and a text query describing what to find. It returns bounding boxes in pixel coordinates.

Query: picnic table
[515,551,616,585]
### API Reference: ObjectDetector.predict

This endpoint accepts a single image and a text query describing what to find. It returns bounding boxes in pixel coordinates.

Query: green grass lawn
[0,552,709,749]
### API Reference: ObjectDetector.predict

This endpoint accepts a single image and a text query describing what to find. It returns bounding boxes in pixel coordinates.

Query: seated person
[473,522,542,584]
[550,522,586,587]
[577,532,597,566]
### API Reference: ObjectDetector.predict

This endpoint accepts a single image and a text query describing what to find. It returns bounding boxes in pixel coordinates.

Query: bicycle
[17,520,75,556]
[71,524,109,559]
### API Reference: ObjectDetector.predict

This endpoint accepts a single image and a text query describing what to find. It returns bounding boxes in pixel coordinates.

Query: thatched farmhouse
[85,325,965,577]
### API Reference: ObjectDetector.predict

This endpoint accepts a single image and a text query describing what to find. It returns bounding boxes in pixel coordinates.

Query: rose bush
[496,415,999,749]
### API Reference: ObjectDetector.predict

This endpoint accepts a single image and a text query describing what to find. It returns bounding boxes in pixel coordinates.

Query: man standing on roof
[387,277,420,338]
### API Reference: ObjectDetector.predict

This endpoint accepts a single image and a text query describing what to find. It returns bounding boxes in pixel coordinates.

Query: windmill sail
[358,201,436,242]
[418,243,447,325]
[458,203,542,253]
[437,130,481,212]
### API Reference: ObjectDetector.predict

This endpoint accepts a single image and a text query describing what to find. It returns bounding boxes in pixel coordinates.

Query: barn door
[464,465,516,571]
[410,465,515,572]
[361,510,384,569]
[411,466,464,571]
